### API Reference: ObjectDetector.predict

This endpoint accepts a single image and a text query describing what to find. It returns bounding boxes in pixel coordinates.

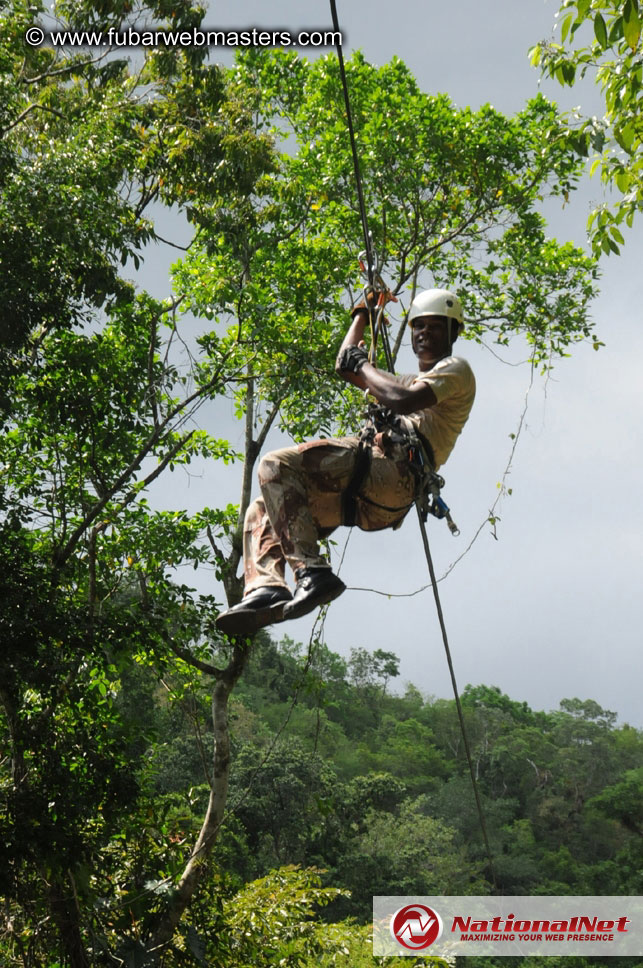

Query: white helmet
[408,288,464,330]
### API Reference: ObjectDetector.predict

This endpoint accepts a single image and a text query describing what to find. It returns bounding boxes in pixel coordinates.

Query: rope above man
[216,287,476,637]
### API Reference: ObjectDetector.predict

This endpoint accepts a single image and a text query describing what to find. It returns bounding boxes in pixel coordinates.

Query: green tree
[1,0,275,962]
[370,716,449,794]
[206,867,348,968]
[212,49,599,368]
[227,739,338,872]
[348,648,400,696]
[530,0,643,254]
[0,0,272,413]
[333,798,481,920]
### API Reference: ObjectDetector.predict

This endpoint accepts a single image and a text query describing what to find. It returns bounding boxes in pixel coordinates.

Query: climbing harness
[329,0,498,890]
[342,403,461,535]
[341,404,414,529]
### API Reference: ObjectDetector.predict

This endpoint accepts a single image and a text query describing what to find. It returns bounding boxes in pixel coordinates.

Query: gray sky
[140,0,643,726]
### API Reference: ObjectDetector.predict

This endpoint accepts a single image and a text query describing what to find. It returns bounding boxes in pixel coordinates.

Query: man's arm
[335,308,437,413]
[334,308,370,389]
[359,362,437,413]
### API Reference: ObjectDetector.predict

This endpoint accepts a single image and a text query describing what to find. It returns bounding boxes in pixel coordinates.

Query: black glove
[337,344,370,374]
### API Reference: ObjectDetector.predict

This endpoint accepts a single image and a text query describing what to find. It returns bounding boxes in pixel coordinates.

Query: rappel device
[409,440,460,537]
[356,236,396,371]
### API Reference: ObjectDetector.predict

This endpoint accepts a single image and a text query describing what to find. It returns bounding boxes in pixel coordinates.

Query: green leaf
[614,169,631,192]
[529,44,542,67]
[608,15,625,42]
[590,128,605,152]
[570,130,590,156]
[614,124,636,154]
[562,61,576,84]
[594,12,608,48]
[623,0,641,50]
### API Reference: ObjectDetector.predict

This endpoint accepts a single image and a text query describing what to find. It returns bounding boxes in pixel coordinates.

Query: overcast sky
[139,0,643,727]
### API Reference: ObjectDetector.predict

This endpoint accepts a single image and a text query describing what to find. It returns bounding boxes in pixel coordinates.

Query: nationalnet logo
[374,896,643,957]
[390,904,443,950]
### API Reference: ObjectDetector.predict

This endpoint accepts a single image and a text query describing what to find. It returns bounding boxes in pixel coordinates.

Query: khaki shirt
[397,356,476,469]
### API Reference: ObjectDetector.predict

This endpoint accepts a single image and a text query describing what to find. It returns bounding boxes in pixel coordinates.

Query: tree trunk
[48,878,90,968]
[148,373,284,958]
[223,374,282,606]
[147,645,246,960]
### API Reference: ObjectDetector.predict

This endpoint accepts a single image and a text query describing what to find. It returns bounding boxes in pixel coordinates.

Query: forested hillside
[149,633,643,916]
[14,623,640,967]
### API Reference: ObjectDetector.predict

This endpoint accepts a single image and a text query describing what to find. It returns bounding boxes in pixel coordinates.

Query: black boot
[282,567,346,621]
[216,586,292,636]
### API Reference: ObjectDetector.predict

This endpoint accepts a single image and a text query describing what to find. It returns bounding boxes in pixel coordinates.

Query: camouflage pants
[243,436,417,593]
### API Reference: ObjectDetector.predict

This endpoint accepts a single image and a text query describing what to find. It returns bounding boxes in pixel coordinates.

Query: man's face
[411,315,453,364]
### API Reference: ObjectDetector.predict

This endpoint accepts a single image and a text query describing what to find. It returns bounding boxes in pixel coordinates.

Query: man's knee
[243,496,266,532]
[258,452,279,488]
[258,446,300,488]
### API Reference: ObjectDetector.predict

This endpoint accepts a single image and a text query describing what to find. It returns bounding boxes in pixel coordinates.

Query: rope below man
[216,288,476,637]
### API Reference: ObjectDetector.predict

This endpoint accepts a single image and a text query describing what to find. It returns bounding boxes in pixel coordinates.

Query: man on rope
[216,288,476,637]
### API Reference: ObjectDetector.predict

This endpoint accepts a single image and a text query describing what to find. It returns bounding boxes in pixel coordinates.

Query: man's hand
[337,288,393,387]
[351,285,397,318]
[336,343,370,374]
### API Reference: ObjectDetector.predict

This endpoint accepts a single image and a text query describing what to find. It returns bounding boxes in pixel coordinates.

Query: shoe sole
[282,579,346,622]
[216,601,288,637]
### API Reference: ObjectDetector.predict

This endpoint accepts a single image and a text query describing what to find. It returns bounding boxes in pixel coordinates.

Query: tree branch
[163,635,225,679]
[147,315,160,430]
[2,103,64,136]
[54,429,194,568]
[254,396,282,455]
[151,231,190,251]
[53,342,234,569]
[23,50,111,85]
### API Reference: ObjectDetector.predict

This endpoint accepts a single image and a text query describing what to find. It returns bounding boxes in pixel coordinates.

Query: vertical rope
[329,0,374,286]
[328,0,383,364]
[416,504,498,889]
[329,0,498,890]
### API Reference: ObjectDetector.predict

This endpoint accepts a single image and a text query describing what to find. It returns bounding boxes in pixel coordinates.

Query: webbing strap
[355,491,413,517]
[341,442,371,527]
